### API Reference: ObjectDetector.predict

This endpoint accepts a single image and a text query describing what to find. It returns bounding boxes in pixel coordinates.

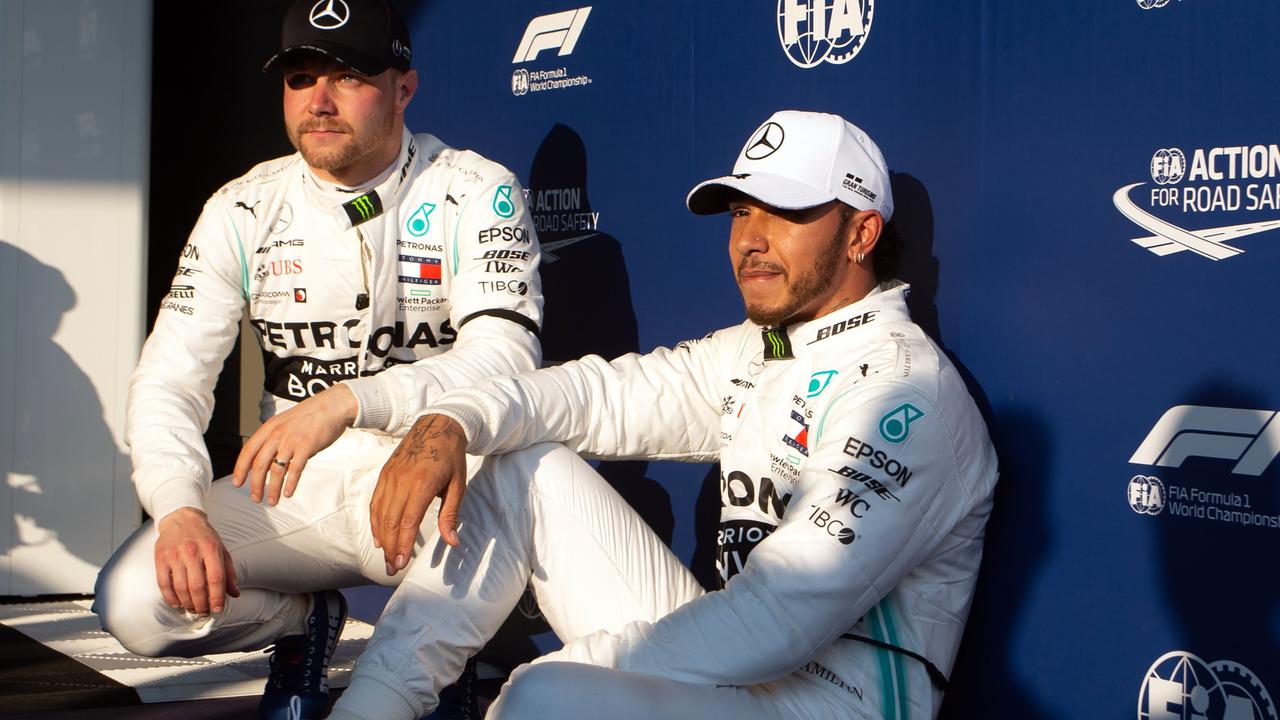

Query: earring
[854,251,865,264]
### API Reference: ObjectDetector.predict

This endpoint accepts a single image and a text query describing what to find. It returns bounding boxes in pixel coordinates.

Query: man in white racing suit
[326,110,998,720]
[93,1,542,717]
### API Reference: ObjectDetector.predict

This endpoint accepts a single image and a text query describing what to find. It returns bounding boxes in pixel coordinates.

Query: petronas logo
[493,185,516,218]
[407,202,436,236]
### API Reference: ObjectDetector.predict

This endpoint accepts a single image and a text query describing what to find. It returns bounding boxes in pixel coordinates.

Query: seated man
[328,110,998,720]
[93,1,541,718]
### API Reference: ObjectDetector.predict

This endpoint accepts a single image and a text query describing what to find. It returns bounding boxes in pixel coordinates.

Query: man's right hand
[154,508,240,615]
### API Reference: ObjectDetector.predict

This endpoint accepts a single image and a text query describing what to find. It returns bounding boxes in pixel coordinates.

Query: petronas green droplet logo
[407,202,436,237]
[493,185,515,218]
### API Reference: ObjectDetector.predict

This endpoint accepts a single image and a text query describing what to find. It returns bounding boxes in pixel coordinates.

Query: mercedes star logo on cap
[309,0,350,30]
[744,121,785,160]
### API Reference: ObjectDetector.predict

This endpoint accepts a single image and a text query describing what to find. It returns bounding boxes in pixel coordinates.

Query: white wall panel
[0,0,150,594]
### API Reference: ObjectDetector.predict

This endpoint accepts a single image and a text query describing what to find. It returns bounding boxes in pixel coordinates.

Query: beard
[739,228,847,327]
[287,113,395,176]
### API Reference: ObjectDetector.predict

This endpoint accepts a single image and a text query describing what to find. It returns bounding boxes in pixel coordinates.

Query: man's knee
[94,528,187,657]
[490,662,589,719]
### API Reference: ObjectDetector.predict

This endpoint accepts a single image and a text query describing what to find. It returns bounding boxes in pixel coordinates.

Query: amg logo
[1130,404,1280,476]
[256,238,304,253]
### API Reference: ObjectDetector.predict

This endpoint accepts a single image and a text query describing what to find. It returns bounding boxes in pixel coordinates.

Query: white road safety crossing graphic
[1113,183,1280,260]
[513,7,593,63]
[1130,405,1280,477]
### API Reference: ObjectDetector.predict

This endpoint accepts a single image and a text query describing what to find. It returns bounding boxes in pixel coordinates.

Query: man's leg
[487,662,783,720]
[94,458,377,658]
[330,443,705,720]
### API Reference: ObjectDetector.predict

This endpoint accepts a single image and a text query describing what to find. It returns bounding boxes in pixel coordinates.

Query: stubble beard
[288,112,396,177]
[740,230,847,327]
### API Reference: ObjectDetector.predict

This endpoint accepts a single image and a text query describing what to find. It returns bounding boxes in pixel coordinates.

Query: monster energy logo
[762,327,794,360]
[342,192,384,226]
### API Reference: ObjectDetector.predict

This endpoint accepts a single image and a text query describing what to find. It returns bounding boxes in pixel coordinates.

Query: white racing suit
[94,128,544,657]
[329,281,998,720]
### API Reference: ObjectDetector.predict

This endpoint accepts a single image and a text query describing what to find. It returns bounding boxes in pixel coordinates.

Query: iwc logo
[1138,651,1276,720]
[777,0,874,69]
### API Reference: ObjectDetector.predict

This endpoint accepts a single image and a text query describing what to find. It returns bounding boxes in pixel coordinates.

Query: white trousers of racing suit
[324,442,868,720]
[99,437,863,719]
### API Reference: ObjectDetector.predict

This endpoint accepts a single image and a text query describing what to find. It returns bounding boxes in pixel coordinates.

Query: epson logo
[513,7,592,64]
[777,0,874,69]
[1130,405,1280,476]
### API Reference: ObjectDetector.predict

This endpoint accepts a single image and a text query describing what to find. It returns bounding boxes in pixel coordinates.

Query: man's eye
[337,73,362,86]
[285,74,316,90]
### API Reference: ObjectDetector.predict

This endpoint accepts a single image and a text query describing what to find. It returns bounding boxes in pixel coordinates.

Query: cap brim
[686,173,836,215]
[262,44,387,76]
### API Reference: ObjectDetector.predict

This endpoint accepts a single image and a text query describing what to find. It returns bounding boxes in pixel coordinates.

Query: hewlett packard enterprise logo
[777,0,874,69]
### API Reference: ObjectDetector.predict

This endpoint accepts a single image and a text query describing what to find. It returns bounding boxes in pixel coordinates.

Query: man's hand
[154,508,240,615]
[233,385,359,505]
[370,415,468,576]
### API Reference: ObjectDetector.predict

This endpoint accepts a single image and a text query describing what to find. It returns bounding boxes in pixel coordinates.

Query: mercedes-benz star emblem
[309,0,350,30]
[745,122,785,160]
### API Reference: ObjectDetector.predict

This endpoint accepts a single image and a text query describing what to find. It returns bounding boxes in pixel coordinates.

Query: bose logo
[1130,405,1280,476]
[513,7,592,63]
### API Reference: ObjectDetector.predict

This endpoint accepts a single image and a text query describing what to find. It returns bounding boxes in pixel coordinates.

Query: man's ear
[846,209,884,260]
[394,69,419,113]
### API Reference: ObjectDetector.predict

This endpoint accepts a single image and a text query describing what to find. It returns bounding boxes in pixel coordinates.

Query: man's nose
[733,216,770,255]
[307,78,336,115]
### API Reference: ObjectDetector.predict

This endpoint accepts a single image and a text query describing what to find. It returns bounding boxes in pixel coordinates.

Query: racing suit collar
[760,280,911,361]
[298,128,425,228]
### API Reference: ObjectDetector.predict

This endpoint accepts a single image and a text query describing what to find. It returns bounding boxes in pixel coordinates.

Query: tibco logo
[513,7,592,63]
[777,0,874,69]
[1130,405,1280,477]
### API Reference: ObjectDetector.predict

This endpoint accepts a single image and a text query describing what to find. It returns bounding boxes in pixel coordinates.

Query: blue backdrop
[401,1,1280,716]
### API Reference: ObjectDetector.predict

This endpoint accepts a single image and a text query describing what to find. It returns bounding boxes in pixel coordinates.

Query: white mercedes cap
[686,110,893,221]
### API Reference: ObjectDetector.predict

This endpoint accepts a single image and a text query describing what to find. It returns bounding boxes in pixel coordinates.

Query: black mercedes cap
[263,0,412,76]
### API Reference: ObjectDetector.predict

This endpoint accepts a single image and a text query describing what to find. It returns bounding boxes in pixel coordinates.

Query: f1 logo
[1130,405,1280,476]
[513,7,592,63]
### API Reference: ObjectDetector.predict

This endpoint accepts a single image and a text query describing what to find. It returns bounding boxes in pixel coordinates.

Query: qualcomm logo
[1130,405,1280,477]
[1138,651,1276,720]
[513,7,592,63]
[1114,145,1280,261]
[777,0,874,69]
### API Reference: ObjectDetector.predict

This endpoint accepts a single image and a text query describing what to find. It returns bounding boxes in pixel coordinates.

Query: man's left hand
[370,414,468,576]
[233,385,359,505]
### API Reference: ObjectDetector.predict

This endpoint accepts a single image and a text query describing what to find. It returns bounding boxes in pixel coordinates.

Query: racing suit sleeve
[344,172,543,436]
[428,333,733,461]
[126,198,249,520]
[530,384,979,686]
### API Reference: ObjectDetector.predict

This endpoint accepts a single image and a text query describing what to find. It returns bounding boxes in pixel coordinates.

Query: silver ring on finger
[273,458,289,468]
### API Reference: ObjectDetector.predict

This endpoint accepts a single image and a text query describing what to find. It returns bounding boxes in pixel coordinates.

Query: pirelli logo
[343,192,384,226]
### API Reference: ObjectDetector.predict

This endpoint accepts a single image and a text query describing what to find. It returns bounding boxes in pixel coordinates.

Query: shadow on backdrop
[0,242,130,592]
[478,123,677,670]
[939,407,1057,720]
[1154,382,1280,686]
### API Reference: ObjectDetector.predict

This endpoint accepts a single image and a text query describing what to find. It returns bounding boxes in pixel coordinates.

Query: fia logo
[1127,475,1165,516]
[777,0,874,69]
[1138,651,1276,720]
[512,68,530,96]
[1136,0,1174,9]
